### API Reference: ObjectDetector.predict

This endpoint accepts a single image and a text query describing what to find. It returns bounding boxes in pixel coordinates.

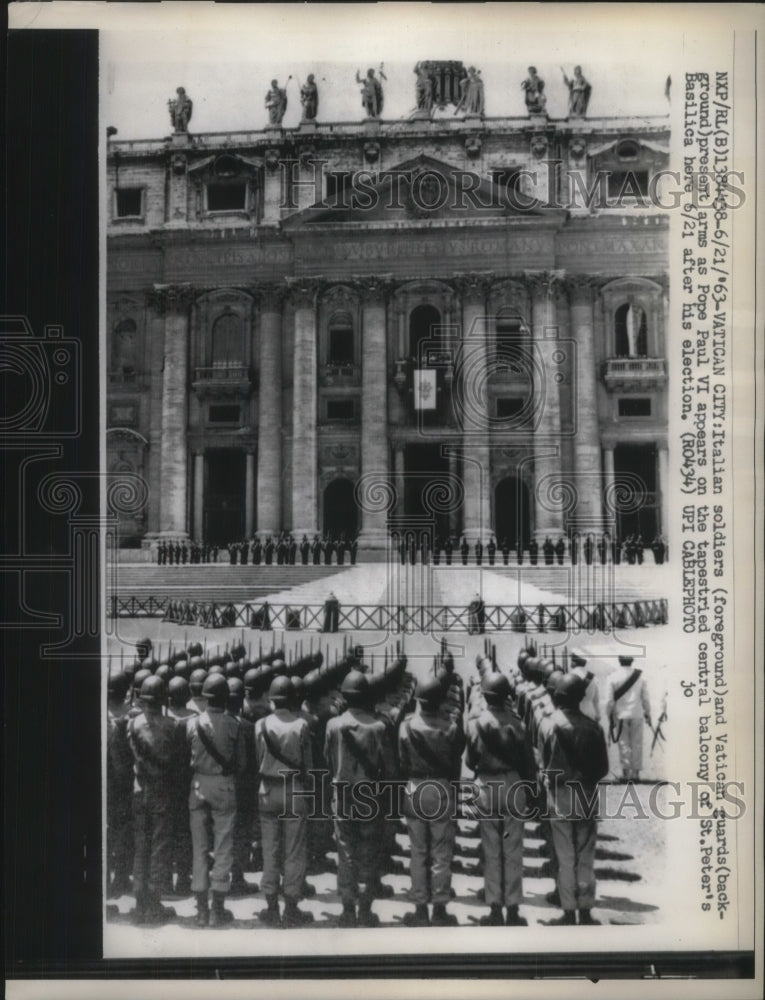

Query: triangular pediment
[283,154,562,227]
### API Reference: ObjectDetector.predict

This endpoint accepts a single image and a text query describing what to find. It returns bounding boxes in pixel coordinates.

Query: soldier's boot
[479,904,504,927]
[546,889,561,907]
[505,905,528,927]
[229,865,254,897]
[131,892,148,925]
[209,891,235,928]
[578,909,600,925]
[143,893,176,925]
[357,895,380,928]
[548,910,576,925]
[402,904,430,927]
[282,897,314,929]
[195,892,210,927]
[301,879,316,899]
[371,877,394,899]
[174,876,192,898]
[336,903,357,928]
[109,874,132,898]
[259,895,281,928]
[430,903,457,927]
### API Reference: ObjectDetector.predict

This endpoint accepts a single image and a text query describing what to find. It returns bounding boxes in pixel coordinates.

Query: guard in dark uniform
[555,537,565,565]
[597,534,608,565]
[276,535,287,565]
[325,670,396,928]
[337,536,347,566]
[444,536,453,565]
[300,534,310,565]
[466,672,535,926]
[107,671,134,898]
[350,536,358,565]
[311,534,321,565]
[635,534,644,565]
[127,675,187,924]
[187,673,246,927]
[529,538,539,565]
[460,535,469,565]
[487,536,496,566]
[516,538,524,565]
[475,538,483,565]
[501,538,510,565]
[584,534,594,565]
[399,677,464,927]
[324,536,335,566]
[264,535,275,565]
[288,534,297,565]
[540,673,609,925]
[543,536,554,565]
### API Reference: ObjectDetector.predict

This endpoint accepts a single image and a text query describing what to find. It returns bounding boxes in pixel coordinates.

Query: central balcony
[192,364,254,399]
[602,357,667,391]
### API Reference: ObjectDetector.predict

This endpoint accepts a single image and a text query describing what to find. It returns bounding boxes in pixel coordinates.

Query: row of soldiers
[108,635,622,929]
[156,534,360,567]
[394,534,669,566]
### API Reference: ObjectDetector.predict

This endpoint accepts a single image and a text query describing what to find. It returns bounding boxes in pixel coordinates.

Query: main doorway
[613,443,658,540]
[404,443,454,540]
[204,449,245,544]
[494,475,531,549]
[322,478,358,540]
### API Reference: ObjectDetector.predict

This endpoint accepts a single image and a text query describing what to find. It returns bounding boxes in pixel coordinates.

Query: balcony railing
[321,363,360,384]
[602,357,667,390]
[192,364,254,398]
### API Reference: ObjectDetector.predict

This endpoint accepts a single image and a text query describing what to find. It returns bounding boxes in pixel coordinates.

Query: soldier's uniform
[254,677,314,927]
[604,655,652,781]
[540,673,610,925]
[325,671,396,927]
[127,677,187,923]
[398,678,465,927]
[569,649,601,725]
[466,673,535,926]
[165,677,195,896]
[187,675,246,926]
[107,672,134,897]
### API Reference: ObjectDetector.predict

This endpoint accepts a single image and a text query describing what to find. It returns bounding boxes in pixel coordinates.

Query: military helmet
[225,659,243,679]
[554,673,586,707]
[340,669,369,702]
[168,676,190,706]
[141,656,158,673]
[155,663,173,684]
[244,667,260,693]
[139,674,166,707]
[208,664,225,676]
[133,668,152,691]
[187,642,204,658]
[546,669,565,696]
[270,658,287,677]
[108,670,129,700]
[189,667,208,694]
[173,658,190,678]
[202,672,228,707]
[416,676,443,706]
[231,643,247,661]
[482,672,511,703]
[226,677,245,709]
[269,675,293,705]
[188,655,206,672]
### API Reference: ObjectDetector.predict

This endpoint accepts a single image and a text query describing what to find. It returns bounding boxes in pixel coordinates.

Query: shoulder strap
[341,727,382,781]
[193,716,235,775]
[261,722,303,773]
[127,718,163,769]
[613,668,642,703]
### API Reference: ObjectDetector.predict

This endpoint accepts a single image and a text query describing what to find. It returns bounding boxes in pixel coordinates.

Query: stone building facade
[107,72,669,550]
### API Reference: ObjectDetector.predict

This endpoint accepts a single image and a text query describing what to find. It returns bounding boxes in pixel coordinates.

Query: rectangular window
[115,188,143,218]
[608,170,649,199]
[618,397,652,417]
[207,183,247,212]
[208,404,241,424]
[328,326,354,365]
[326,399,355,421]
[496,397,525,419]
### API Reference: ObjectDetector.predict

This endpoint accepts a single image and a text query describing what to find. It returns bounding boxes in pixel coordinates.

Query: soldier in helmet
[187,673,246,927]
[540,672,610,925]
[466,671,536,927]
[107,670,134,898]
[254,675,315,928]
[127,675,187,924]
[165,676,195,897]
[187,663,208,715]
[398,676,465,927]
[324,669,396,927]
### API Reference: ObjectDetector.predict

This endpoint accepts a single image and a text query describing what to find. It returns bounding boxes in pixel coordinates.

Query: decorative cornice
[286,277,323,310]
[353,275,393,304]
[563,274,599,303]
[148,283,195,314]
[452,271,494,305]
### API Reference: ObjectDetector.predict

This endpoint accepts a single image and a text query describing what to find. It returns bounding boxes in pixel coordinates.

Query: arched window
[112,318,137,382]
[614,303,648,357]
[327,311,354,365]
[409,304,441,360]
[211,310,244,368]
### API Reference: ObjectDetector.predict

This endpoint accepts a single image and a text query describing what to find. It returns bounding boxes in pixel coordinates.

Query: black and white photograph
[3,2,763,997]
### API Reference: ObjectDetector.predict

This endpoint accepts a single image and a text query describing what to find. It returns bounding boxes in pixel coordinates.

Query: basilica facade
[106,66,669,551]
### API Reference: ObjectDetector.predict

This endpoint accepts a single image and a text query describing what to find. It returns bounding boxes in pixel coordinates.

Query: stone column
[658,443,669,538]
[603,444,616,534]
[567,276,603,528]
[456,275,492,542]
[393,443,405,515]
[153,284,193,537]
[256,285,284,535]
[193,451,204,541]
[289,280,319,537]
[358,278,390,547]
[245,451,256,537]
[529,273,565,541]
